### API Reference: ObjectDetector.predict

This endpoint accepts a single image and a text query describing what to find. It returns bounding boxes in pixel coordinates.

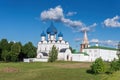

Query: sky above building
[0,0,120,51]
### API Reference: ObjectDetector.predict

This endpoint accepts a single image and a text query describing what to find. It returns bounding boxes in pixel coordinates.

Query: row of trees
[0,39,36,62]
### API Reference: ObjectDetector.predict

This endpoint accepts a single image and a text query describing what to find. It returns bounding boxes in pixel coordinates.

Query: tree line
[0,39,36,62]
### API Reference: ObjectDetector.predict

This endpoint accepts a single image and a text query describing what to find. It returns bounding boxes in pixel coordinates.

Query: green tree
[9,42,21,62]
[110,60,120,73]
[0,39,8,50]
[91,58,106,74]
[48,45,58,62]
[7,41,14,52]
[1,50,10,62]
[0,39,9,60]
[22,42,36,58]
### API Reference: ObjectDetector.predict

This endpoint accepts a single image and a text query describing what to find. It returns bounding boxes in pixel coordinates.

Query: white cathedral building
[24,22,118,62]
[36,22,72,61]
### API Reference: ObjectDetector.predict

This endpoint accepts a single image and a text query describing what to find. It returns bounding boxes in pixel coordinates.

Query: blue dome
[58,32,63,37]
[50,32,55,35]
[46,22,57,34]
[41,31,46,36]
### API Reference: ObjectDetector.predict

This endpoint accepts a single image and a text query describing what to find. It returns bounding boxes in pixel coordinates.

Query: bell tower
[80,31,89,52]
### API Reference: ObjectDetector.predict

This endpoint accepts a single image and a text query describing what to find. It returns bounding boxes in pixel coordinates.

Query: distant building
[72,30,118,62]
[82,46,118,62]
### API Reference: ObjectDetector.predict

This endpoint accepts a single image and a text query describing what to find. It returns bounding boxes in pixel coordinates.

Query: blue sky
[0,0,120,51]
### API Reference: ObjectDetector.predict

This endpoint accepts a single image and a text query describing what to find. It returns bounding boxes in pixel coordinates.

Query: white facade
[72,47,118,62]
[36,23,72,61]
[83,48,118,62]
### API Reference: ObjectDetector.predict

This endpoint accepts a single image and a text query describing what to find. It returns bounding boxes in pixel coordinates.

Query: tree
[10,42,21,62]
[7,41,14,52]
[117,42,120,59]
[109,42,120,73]
[1,50,11,62]
[22,42,36,58]
[91,58,106,74]
[48,45,58,62]
[0,39,9,60]
[109,60,120,73]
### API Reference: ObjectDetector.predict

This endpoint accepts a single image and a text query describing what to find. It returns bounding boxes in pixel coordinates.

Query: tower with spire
[80,30,89,52]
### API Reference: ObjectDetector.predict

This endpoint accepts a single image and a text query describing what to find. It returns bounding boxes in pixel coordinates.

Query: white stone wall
[72,54,89,62]
[83,48,118,62]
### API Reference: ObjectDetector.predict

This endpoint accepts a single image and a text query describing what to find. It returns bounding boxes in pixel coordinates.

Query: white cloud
[61,18,83,28]
[90,39,99,43]
[41,5,63,21]
[103,15,120,27]
[66,12,77,16]
[90,39,118,47]
[40,5,83,28]
[79,23,97,32]
[100,40,118,47]
[74,38,82,42]
[40,5,96,32]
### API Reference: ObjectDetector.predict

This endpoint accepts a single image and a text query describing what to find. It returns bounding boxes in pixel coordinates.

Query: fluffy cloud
[90,39,118,47]
[40,5,96,32]
[79,23,97,32]
[103,15,120,27]
[41,5,83,28]
[41,6,63,21]
[66,12,77,16]
[61,18,83,28]
[90,39,99,43]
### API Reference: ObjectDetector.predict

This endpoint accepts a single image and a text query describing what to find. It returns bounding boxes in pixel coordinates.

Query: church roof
[41,31,46,36]
[60,48,67,52]
[41,52,48,56]
[58,32,63,37]
[84,46,117,51]
[46,22,57,34]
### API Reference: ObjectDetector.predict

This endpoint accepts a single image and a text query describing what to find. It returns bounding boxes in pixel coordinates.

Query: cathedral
[24,22,118,62]
[36,22,72,61]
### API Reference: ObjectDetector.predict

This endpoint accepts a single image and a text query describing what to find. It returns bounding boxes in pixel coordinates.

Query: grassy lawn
[0,61,119,80]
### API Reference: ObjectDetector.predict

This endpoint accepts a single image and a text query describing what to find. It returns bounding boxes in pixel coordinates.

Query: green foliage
[0,39,8,51]
[109,59,120,73]
[1,50,10,62]
[91,58,106,74]
[48,45,58,62]
[0,39,36,62]
[0,39,9,60]
[22,42,36,58]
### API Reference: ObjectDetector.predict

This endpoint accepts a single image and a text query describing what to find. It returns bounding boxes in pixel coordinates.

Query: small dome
[41,31,46,36]
[46,22,57,34]
[58,32,63,37]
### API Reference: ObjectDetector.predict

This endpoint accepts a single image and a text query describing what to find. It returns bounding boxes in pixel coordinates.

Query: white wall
[83,48,118,62]
[72,54,89,62]
[23,58,48,62]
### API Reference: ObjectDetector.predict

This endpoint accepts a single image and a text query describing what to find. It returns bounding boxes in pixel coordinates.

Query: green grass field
[0,61,120,80]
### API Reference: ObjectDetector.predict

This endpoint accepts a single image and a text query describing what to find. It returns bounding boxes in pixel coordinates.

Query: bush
[109,59,120,73]
[90,58,106,74]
